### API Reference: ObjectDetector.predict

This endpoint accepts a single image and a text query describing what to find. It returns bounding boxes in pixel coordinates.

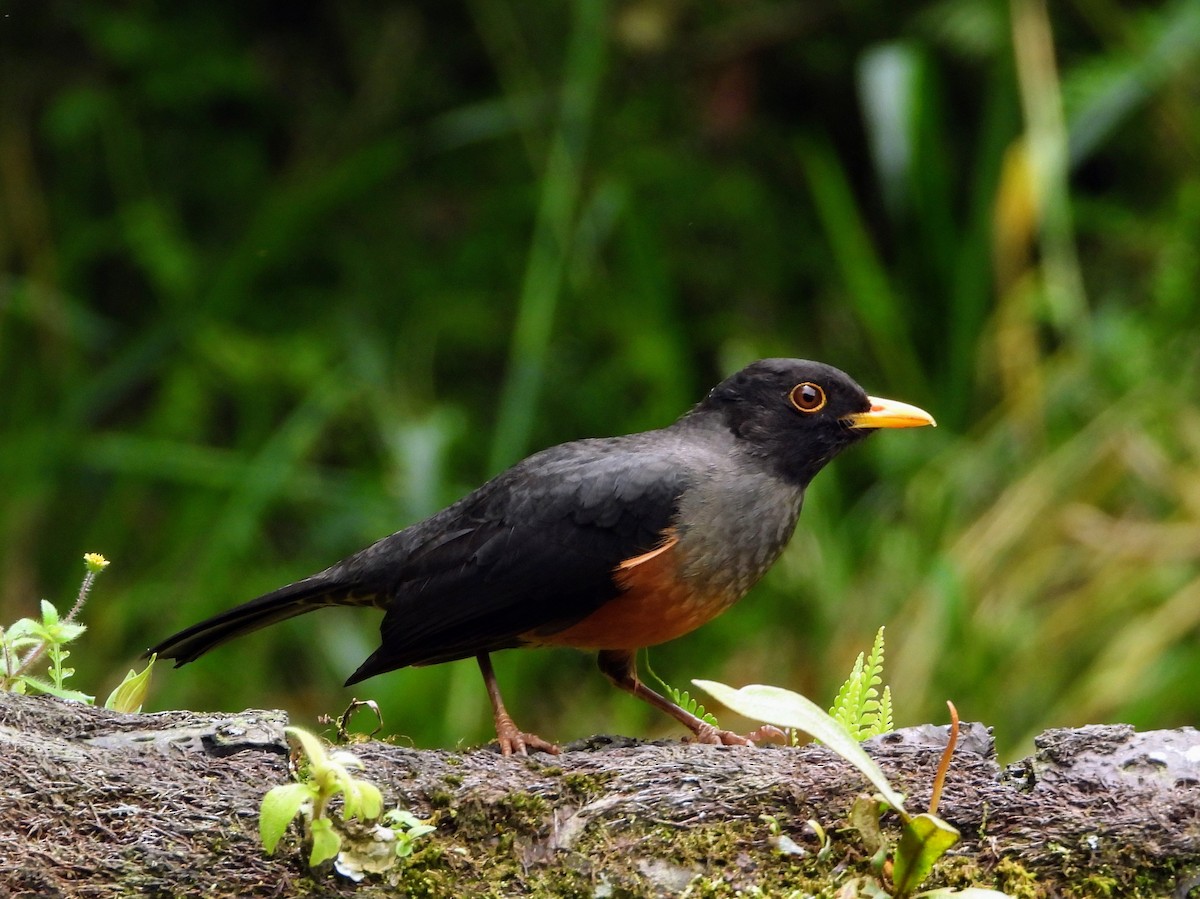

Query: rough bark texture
[1,692,1198,898]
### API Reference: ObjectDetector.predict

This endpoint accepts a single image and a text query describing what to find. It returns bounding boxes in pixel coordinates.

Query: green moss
[275,776,1197,899]
[974,858,1033,898]
[504,790,551,818]
[426,788,455,809]
[560,770,615,799]
[1072,873,1118,897]
[391,861,457,899]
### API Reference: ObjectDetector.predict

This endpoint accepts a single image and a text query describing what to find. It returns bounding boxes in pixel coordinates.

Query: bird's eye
[789,382,827,414]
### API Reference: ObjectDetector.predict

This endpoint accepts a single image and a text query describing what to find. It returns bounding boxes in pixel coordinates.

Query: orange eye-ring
[789,382,827,414]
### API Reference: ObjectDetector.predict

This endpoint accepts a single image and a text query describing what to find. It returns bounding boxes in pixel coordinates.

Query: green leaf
[285,725,329,763]
[3,618,40,642]
[668,688,719,727]
[878,686,894,735]
[259,783,313,854]
[394,822,436,858]
[384,808,423,828]
[892,812,961,896]
[849,795,887,856]
[830,626,891,740]
[384,807,436,857]
[51,622,87,643]
[341,777,383,821]
[17,675,94,703]
[39,600,60,627]
[830,653,866,729]
[331,768,360,808]
[841,879,893,898]
[916,890,1015,898]
[308,816,341,866]
[643,653,719,727]
[104,654,156,713]
[693,680,907,813]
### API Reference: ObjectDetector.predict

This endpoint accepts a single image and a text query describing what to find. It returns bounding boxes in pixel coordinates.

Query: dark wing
[343,434,692,683]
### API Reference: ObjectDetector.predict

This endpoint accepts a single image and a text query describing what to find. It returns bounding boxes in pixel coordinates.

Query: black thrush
[149,359,935,754]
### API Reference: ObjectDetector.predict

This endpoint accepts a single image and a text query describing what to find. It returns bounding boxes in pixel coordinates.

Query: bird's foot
[744,724,789,746]
[493,713,560,756]
[690,722,788,747]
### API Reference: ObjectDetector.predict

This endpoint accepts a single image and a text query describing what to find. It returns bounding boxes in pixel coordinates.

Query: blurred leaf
[798,137,922,389]
[489,0,608,471]
[859,42,921,214]
[1065,0,1200,166]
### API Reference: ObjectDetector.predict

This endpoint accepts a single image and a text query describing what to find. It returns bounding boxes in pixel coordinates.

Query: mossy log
[1,692,1198,897]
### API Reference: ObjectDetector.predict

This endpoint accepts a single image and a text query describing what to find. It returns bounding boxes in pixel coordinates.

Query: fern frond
[829,651,866,729]
[668,688,719,727]
[830,627,893,741]
[876,685,893,736]
[864,626,886,690]
[642,651,719,727]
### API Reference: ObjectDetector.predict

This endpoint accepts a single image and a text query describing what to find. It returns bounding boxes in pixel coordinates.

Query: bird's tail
[148,573,372,666]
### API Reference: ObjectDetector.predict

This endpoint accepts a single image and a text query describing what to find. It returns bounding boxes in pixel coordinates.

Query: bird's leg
[477,653,559,756]
[597,650,785,747]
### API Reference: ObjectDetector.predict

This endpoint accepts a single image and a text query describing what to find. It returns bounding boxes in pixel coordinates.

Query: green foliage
[694,681,907,811]
[261,726,435,879]
[831,627,894,742]
[696,680,1010,898]
[104,653,157,714]
[261,726,383,865]
[0,554,152,709]
[2,599,92,702]
[891,813,961,896]
[383,809,438,860]
[6,3,1200,756]
[643,652,718,727]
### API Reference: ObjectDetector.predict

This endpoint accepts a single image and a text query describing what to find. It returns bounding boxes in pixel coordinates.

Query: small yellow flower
[83,553,110,573]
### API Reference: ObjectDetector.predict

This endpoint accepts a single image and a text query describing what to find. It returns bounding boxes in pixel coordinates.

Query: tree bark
[1,692,1197,897]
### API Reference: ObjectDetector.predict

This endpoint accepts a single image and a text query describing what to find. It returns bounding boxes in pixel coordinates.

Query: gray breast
[672,453,806,599]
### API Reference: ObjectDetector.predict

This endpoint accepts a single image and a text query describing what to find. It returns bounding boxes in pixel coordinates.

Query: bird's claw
[690,722,788,747]
[493,714,560,756]
[744,724,789,745]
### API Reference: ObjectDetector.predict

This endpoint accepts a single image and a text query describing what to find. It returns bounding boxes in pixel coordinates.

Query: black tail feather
[148,574,363,665]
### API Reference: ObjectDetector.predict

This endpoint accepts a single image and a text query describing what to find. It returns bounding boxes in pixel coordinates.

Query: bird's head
[692,358,935,486]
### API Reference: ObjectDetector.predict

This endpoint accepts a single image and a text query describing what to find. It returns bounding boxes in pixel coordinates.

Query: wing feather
[343,435,694,682]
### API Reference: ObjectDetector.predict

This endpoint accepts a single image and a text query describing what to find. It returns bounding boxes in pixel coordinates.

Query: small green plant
[830,626,893,741]
[260,726,435,880]
[694,682,1009,899]
[643,651,718,726]
[2,598,93,702]
[0,554,153,712]
[382,809,437,859]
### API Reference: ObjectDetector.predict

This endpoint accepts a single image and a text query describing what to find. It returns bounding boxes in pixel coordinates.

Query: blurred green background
[3,1,1199,759]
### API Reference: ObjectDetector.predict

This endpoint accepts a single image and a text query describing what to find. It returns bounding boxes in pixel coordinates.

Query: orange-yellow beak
[843,396,936,429]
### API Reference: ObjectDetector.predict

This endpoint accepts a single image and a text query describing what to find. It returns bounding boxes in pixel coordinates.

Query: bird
[148,359,934,755]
